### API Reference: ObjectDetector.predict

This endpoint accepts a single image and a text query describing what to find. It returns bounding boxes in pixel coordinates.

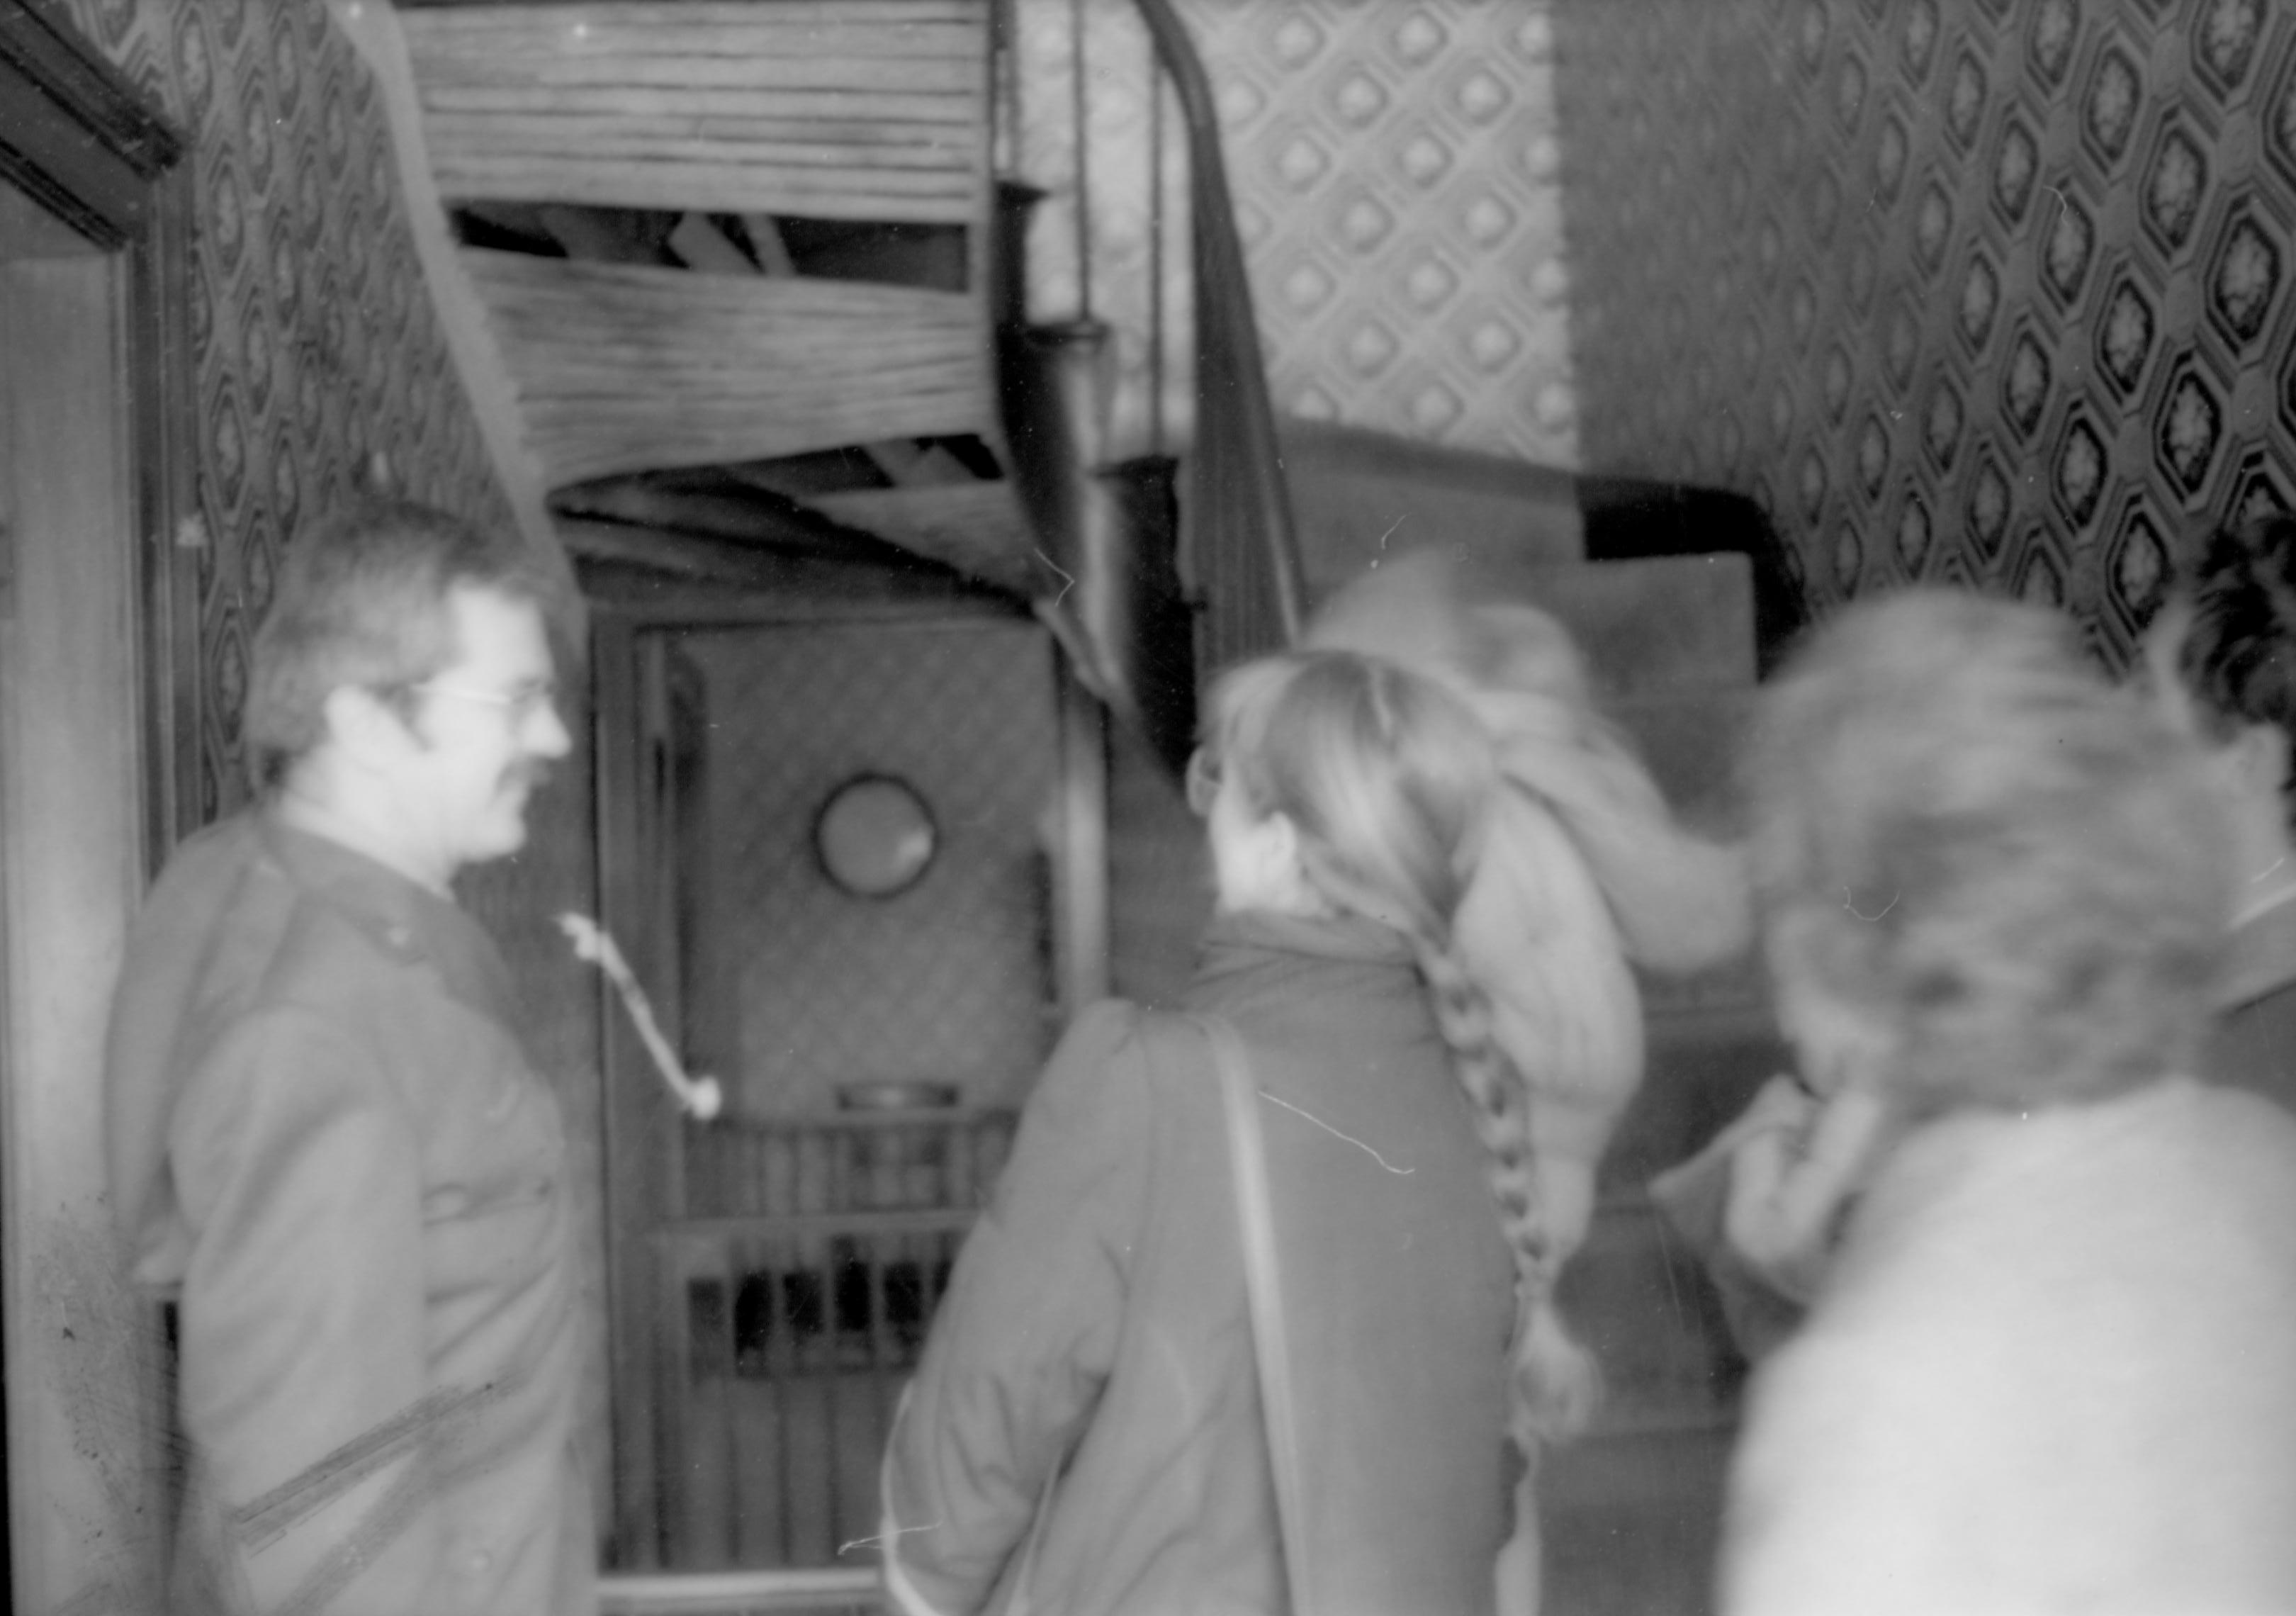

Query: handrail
[1127,0,1307,663]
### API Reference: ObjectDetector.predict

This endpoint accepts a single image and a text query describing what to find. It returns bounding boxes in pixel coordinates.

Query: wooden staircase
[375,0,1040,595]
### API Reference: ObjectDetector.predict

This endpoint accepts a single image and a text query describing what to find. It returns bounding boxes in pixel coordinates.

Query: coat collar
[1185,908,1419,1011]
[256,806,522,1029]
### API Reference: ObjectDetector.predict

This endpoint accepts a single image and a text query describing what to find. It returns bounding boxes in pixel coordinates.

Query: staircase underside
[807,481,1036,595]
[397,0,1033,600]
[463,249,999,486]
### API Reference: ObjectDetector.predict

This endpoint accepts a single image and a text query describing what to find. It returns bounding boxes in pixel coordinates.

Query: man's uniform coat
[106,811,592,1615]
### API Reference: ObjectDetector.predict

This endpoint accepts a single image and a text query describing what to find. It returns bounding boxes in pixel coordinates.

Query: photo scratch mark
[1366,516,1407,570]
[1844,887,1900,921]
[841,1518,943,1555]
[1260,1092,1414,1173]
[1035,550,1076,606]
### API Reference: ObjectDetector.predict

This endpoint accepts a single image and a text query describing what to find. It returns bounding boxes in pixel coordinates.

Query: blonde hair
[1750,589,2231,1115]
[1208,556,1749,1452]
[1210,652,1492,936]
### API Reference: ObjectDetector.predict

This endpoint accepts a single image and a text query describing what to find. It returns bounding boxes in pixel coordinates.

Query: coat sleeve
[168,1006,451,1615]
[880,1001,1158,1616]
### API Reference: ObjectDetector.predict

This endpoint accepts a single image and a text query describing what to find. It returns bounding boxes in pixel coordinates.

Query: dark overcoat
[882,910,1516,1616]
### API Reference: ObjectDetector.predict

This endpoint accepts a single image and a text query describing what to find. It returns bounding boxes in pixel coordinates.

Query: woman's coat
[882,910,1517,1616]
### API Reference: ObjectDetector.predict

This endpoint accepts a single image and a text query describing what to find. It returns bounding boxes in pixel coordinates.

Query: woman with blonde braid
[879,555,1745,1616]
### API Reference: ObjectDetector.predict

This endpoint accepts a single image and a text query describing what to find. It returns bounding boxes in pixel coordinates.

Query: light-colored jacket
[104,810,594,1615]
[882,910,1517,1616]
[1721,1075,2296,1616]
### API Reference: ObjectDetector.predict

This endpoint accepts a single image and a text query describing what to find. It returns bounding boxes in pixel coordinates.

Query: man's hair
[1748,588,2231,1116]
[243,499,558,787]
[2174,512,2296,751]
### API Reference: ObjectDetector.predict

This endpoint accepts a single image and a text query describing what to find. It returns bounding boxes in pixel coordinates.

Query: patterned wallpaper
[1010,0,1580,468]
[681,620,1060,1118]
[1554,0,2296,666]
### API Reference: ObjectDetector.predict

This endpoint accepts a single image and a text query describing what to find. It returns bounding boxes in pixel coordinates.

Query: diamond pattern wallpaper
[1011,0,1581,468]
[1555,0,2296,665]
[682,621,1060,1118]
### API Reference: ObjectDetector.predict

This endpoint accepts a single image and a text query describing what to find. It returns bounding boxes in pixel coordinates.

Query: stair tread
[404,0,993,224]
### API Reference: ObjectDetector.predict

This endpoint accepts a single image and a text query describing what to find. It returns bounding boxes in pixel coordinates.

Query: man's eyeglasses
[417,679,561,726]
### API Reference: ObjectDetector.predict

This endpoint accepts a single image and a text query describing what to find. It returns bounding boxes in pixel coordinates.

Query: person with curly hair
[1718,589,2296,1616]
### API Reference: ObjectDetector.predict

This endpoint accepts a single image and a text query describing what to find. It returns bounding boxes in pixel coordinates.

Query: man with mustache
[103,500,592,1614]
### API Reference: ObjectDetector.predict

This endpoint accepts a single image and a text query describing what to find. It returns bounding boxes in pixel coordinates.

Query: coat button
[469,1547,493,1574]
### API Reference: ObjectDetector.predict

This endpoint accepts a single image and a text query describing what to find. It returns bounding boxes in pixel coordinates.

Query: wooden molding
[0,1,181,240]
[0,0,198,864]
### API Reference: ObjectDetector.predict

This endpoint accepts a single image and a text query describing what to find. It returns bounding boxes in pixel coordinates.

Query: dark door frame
[0,0,200,867]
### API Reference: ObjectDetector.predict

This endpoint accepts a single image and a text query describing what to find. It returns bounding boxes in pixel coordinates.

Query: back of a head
[1208,649,1495,943]
[2177,512,2296,754]
[1750,588,2232,1114]
[244,499,557,787]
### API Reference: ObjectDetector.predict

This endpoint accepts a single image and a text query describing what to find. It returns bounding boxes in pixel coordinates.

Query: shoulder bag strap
[1198,1014,1317,1616]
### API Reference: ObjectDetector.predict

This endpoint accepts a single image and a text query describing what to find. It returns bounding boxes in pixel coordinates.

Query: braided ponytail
[1292,548,1753,1437]
[1205,650,1612,1454]
[1207,557,1750,1616]
[1409,931,1603,1449]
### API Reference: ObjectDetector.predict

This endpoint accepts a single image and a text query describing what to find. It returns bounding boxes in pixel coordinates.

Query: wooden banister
[1127,0,1306,665]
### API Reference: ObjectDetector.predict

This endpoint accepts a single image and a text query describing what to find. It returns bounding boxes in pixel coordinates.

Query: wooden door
[590,596,1105,1582]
